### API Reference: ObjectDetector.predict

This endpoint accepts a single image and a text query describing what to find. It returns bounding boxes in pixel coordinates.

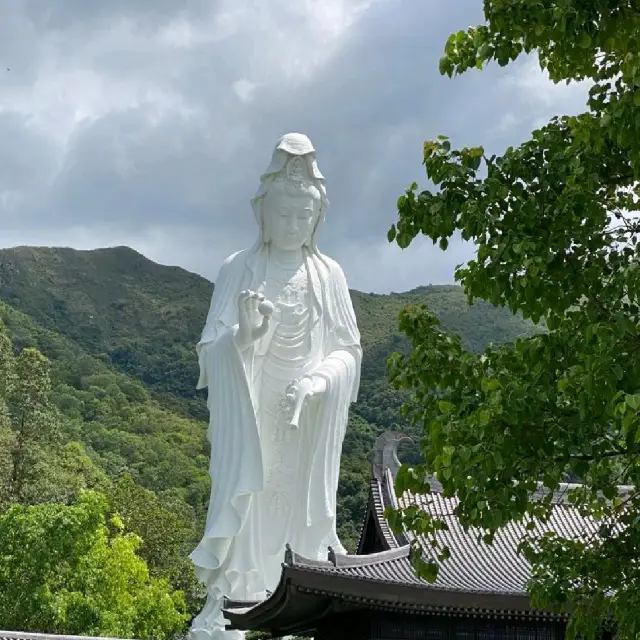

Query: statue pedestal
[189,627,245,640]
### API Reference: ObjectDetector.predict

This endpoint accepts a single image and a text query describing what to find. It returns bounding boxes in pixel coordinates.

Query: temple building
[224,432,607,640]
[4,433,619,640]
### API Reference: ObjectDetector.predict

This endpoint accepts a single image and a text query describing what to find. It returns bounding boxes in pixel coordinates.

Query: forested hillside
[0,245,536,628]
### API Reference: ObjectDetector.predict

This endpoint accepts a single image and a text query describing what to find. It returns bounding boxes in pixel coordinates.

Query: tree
[9,347,63,503]
[0,321,60,505]
[0,491,188,639]
[386,2,640,638]
[0,321,109,508]
[109,474,204,616]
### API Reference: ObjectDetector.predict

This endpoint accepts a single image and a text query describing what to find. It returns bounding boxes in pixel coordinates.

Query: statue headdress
[251,133,329,250]
[274,156,314,189]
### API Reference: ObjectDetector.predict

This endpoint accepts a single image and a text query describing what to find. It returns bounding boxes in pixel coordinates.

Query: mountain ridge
[0,245,536,417]
[0,244,537,552]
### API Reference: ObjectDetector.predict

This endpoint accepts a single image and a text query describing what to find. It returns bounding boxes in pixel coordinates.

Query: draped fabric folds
[189,245,361,640]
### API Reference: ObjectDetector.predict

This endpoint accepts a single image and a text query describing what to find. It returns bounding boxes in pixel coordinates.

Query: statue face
[262,182,319,251]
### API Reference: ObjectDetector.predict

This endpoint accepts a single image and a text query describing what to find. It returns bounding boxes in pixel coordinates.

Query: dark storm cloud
[0,1,589,292]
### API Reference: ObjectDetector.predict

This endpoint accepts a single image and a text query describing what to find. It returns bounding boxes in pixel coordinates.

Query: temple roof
[223,543,558,637]
[223,431,624,636]
[364,466,603,596]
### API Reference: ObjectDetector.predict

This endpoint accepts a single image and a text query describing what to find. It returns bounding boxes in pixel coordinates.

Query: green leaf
[389,6,640,637]
[578,32,591,49]
[438,400,455,414]
[481,377,502,392]
[622,411,635,435]
[626,394,640,411]
[438,56,453,77]
[397,231,412,249]
[422,561,439,583]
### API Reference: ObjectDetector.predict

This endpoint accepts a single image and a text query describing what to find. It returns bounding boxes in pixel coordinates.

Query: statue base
[189,594,247,640]
[189,628,245,640]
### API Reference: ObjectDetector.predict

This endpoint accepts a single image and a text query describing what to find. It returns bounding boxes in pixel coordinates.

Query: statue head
[251,133,329,251]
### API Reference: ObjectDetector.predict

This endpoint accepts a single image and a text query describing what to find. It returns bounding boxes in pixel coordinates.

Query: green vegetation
[0,244,534,634]
[0,245,211,419]
[0,320,190,638]
[387,2,640,638]
[0,493,188,638]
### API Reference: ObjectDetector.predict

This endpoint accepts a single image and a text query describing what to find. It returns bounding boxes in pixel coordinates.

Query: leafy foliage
[0,300,211,516]
[0,491,188,639]
[108,474,204,614]
[388,2,640,638]
[0,320,110,508]
[0,318,199,637]
[0,244,534,631]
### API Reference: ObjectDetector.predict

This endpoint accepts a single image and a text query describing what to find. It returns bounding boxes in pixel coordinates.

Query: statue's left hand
[285,375,326,428]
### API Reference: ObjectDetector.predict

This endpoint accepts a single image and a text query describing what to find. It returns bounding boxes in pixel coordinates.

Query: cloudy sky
[0,0,589,293]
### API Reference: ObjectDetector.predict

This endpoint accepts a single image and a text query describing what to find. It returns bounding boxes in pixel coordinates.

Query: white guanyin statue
[189,133,362,640]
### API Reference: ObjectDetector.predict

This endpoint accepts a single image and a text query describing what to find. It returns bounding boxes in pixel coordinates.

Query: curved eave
[356,479,399,554]
[357,471,410,554]
[224,565,333,637]
[224,555,559,637]
[285,566,540,615]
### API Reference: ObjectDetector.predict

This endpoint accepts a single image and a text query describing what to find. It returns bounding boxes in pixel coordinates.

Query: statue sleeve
[189,323,263,595]
[191,252,263,589]
[196,253,241,390]
[321,259,362,402]
[302,259,363,531]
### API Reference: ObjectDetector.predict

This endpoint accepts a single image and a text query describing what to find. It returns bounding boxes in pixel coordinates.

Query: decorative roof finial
[284,543,294,566]
[371,431,413,482]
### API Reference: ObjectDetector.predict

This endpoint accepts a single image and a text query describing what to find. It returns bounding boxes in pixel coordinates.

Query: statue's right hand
[235,289,273,350]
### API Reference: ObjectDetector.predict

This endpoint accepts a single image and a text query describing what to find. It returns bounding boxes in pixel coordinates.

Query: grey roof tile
[223,431,632,630]
[395,489,599,595]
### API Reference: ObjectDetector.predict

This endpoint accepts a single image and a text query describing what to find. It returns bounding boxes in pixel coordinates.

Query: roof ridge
[331,544,411,567]
[284,544,334,569]
[371,431,412,483]
[285,543,412,570]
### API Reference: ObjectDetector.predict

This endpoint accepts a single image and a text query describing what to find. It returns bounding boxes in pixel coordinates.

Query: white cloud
[155,16,219,49]
[232,79,258,104]
[510,55,591,108]
[492,54,591,136]
[334,235,473,293]
[1,0,377,154]
[301,0,380,40]
[0,1,601,293]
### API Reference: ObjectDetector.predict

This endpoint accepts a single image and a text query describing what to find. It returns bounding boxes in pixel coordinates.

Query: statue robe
[189,245,361,638]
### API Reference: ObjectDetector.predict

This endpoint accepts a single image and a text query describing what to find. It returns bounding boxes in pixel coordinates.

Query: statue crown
[273,156,314,190]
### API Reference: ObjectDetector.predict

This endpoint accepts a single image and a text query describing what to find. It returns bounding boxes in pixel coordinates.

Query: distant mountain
[0,245,536,549]
[0,245,212,417]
